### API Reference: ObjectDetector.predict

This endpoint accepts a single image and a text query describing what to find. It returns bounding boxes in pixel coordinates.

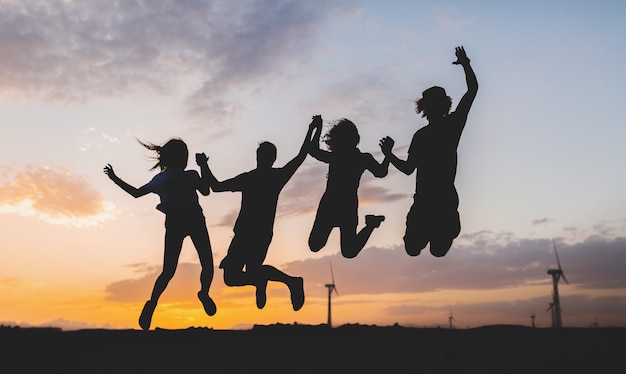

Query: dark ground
[2,323,622,373]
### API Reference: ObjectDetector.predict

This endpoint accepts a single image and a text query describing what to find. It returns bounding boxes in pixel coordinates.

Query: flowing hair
[138,138,188,171]
[323,118,360,152]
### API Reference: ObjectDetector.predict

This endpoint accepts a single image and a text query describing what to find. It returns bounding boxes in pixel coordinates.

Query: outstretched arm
[195,153,211,196]
[379,137,416,175]
[103,164,151,198]
[452,46,478,118]
[282,115,321,176]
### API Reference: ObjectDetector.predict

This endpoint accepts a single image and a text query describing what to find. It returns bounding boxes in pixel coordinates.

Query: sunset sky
[1,0,625,331]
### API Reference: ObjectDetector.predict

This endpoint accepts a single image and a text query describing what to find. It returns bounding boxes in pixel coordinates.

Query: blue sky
[0,0,625,330]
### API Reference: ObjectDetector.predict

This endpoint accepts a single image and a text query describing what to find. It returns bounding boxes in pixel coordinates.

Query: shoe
[139,300,157,331]
[198,291,217,316]
[256,280,268,309]
[289,277,305,311]
[365,215,385,228]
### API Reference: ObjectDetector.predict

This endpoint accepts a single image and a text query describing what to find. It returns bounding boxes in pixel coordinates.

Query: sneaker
[256,280,268,309]
[365,215,385,228]
[139,300,157,331]
[289,277,305,311]
[198,291,217,316]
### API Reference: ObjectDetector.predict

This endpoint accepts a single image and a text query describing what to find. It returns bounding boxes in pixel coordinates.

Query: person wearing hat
[379,46,478,258]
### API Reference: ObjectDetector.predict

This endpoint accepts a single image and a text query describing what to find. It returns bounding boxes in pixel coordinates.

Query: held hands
[379,136,395,156]
[310,114,322,130]
[195,152,208,166]
[453,46,470,66]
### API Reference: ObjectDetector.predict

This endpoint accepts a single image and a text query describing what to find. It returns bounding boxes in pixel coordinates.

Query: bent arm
[379,137,415,175]
[366,153,389,178]
[204,163,229,192]
[195,153,211,196]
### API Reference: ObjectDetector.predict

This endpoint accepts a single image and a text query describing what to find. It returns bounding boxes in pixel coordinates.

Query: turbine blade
[561,272,569,285]
[553,239,563,270]
[330,262,335,284]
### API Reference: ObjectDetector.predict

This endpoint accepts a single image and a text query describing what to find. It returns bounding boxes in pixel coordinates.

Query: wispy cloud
[0,0,344,123]
[0,165,114,227]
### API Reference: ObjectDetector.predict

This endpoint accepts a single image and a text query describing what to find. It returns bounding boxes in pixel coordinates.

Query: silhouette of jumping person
[104,138,217,330]
[380,46,478,257]
[308,117,389,258]
[200,116,319,310]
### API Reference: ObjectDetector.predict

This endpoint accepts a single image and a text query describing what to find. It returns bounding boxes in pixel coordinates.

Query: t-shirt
[144,169,202,213]
[222,168,292,234]
[407,111,466,195]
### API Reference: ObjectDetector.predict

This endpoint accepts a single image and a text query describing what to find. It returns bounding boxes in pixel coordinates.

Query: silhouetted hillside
[2,324,622,373]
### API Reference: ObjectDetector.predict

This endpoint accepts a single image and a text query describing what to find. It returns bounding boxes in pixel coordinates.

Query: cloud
[532,217,553,225]
[0,0,343,122]
[0,165,114,227]
[104,231,626,326]
[281,234,626,297]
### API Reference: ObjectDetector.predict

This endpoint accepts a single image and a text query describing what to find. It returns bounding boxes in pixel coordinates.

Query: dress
[313,149,372,229]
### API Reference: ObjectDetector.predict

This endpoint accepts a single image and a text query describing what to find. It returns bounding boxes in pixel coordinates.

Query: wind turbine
[325,263,338,328]
[547,239,569,328]
[530,310,536,328]
[448,310,455,329]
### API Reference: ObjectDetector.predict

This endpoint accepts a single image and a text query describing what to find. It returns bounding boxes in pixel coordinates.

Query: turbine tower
[325,263,338,328]
[530,310,536,328]
[547,239,569,328]
[448,310,455,329]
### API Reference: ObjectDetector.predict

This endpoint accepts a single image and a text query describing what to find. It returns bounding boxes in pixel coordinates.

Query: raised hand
[453,46,470,65]
[195,152,208,166]
[379,136,395,156]
[103,164,117,180]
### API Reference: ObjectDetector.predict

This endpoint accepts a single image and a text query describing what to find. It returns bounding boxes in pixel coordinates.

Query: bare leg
[339,215,384,258]
[190,225,216,316]
[308,219,333,252]
[257,265,305,311]
[140,229,184,330]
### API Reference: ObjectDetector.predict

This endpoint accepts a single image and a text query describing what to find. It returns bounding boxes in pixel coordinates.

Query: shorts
[404,189,460,242]
[219,230,274,271]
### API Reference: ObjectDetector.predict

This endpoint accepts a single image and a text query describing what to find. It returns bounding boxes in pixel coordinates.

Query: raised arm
[452,46,478,118]
[308,116,331,163]
[195,153,211,196]
[103,164,151,198]
[282,115,321,176]
[379,137,416,175]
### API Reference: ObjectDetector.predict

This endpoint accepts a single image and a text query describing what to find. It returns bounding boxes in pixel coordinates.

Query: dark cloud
[104,233,626,326]
[0,0,342,121]
[282,235,626,298]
